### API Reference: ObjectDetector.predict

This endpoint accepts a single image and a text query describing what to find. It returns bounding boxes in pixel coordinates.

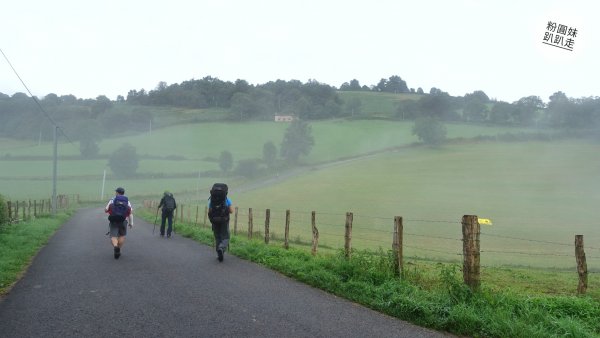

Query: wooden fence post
[264,209,270,244]
[462,215,481,290]
[195,205,199,226]
[28,200,31,220]
[248,208,253,239]
[284,209,290,249]
[233,207,238,235]
[575,235,588,295]
[22,201,25,221]
[345,212,353,259]
[15,201,19,222]
[34,200,37,217]
[393,216,403,277]
[7,201,12,222]
[311,211,319,256]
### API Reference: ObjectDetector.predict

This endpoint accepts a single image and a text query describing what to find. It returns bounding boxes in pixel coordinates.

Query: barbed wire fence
[141,200,596,294]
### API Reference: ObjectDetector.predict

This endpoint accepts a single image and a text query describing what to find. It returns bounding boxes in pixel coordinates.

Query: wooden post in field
[233,207,238,235]
[204,206,208,227]
[7,201,12,222]
[34,200,37,217]
[15,201,19,222]
[264,209,270,244]
[172,204,177,223]
[462,215,481,290]
[195,205,199,226]
[311,211,319,256]
[248,208,254,239]
[393,216,404,276]
[22,201,25,221]
[575,235,588,295]
[345,212,353,259]
[40,200,44,215]
[187,206,191,223]
[284,210,290,249]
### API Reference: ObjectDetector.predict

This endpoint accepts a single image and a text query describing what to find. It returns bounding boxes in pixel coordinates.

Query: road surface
[0,208,455,338]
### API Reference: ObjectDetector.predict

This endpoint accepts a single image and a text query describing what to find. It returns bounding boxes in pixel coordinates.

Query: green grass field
[2,119,598,271]
[227,140,600,270]
[0,120,532,200]
[337,91,421,117]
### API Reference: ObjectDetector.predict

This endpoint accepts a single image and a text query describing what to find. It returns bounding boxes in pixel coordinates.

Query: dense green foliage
[107,143,139,177]
[218,151,233,173]
[412,117,447,145]
[280,119,314,163]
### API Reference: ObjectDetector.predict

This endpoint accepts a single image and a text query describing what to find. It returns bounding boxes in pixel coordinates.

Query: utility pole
[52,125,58,215]
[101,168,106,201]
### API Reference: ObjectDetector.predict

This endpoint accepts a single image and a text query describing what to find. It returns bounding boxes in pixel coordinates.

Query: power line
[0,48,74,144]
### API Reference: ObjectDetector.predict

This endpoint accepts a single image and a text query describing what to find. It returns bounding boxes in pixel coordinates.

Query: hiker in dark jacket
[208,183,233,262]
[157,191,177,238]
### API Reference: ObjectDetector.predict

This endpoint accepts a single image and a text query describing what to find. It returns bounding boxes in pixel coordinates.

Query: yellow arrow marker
[478,218,493,225]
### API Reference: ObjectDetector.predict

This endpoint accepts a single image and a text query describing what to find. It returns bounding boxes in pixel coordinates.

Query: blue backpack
[109,195,129,223]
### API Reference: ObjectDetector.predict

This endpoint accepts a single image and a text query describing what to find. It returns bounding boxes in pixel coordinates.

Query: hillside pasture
[231,140,600,270]
[337,91,421,118]
[1,120,536,201]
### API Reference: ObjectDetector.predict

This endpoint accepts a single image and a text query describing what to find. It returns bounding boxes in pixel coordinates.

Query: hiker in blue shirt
[208,183,233,262]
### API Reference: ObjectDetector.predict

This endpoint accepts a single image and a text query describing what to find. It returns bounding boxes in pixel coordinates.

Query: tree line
[2,75,599,151]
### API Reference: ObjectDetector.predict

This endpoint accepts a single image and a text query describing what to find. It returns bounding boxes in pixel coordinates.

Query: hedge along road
[0,208,454,338]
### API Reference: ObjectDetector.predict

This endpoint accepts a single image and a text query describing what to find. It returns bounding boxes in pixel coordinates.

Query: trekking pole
[153,208,159,235]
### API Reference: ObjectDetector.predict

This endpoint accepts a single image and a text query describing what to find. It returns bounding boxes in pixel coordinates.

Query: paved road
[0,208,454,338]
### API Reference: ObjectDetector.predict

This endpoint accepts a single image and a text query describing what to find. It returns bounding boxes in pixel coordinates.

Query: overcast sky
[1,0,597,103]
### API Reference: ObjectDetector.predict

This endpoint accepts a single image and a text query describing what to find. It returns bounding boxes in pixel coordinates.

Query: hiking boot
[167,234,171,238]
[217,249,224,262]
[114,246,121,259]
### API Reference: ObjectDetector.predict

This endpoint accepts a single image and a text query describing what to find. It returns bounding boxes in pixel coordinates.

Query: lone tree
[108,143,139,178]
[412,117,447,146]
[280,119,314,164]
[219,150,233,173]
[262,141,277,169]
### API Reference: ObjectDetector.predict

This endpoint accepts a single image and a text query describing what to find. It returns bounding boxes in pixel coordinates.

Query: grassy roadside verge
[0,212,71,296]
[138,209,600,338]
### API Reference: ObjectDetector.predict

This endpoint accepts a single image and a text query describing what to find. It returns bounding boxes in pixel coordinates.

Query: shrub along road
[0,208,454,337]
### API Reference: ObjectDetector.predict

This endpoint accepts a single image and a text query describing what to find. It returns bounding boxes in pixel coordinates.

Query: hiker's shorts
[109,221,127,237]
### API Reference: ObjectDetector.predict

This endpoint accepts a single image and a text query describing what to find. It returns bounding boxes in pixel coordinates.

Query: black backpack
[208,183,229,223]
[163,194,176,211]
[108,195,129,223]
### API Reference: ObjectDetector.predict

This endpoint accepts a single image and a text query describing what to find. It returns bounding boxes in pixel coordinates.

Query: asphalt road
[0,208,455,338]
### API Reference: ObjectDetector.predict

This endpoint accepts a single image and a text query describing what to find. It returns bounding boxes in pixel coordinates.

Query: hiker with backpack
[157,191,177,238]
[208,183,233,262]
[104,187,133,259]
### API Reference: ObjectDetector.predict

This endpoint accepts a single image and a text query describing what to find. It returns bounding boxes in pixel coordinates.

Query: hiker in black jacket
[157,191,177,238]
